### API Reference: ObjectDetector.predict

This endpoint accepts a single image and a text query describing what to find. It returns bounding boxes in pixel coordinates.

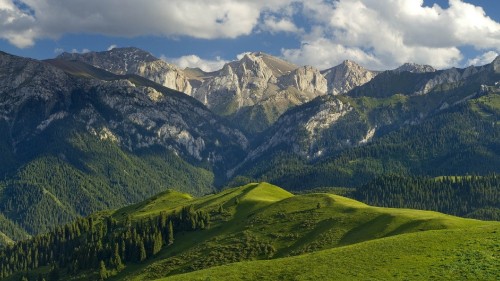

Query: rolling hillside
[165,223,500,281]
[2,183,495,280]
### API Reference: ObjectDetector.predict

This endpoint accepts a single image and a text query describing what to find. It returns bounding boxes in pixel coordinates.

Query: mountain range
[0,47,499,245]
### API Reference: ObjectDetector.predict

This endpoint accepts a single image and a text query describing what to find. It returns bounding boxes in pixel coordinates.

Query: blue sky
[1,0,499,71]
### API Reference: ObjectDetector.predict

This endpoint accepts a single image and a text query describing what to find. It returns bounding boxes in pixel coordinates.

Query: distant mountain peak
[394,62,436,73]
[57,47,192,94]
[58,47,159,63]
[322,60,379,95]
[340,59,361,67]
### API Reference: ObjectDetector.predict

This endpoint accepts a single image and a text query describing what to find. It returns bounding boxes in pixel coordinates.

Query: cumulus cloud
[236,52,252,60]
[262,16,302,34]
[0,0,295,48]
[167,55,228,72]
[0,0,37,47]
[70,48,90,54]
[466,51,499,66]
[282,38,382,70]
[2,0,500,70]
[282,0,500,69]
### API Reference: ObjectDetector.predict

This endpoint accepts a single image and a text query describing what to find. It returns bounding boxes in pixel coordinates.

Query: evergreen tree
[138,241,147,262]
[99,260,108,280]
[152,232,163,255]
[168,220,174,245]
[110,243,124,271]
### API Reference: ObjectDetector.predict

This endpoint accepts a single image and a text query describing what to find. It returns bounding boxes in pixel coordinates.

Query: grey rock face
[1,51,247,163]
[58,47,192,94]
[416,66,482,95]
[322,60,378,95]
[279,65,327,95]
[192,52,328,133]
[0,51,75,145]
[393,63,436,74]
[227,96,356,177]
[193,53,278,113]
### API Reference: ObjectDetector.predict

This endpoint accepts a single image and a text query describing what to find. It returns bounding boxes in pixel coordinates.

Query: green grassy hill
[104,183,494,281]
[2,183,497,281]
[165,224,500,281]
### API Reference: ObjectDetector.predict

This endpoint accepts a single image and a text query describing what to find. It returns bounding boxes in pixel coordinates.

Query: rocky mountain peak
[247,52,298,77]
[2,51,248,165]
[0,52,72,105]
[279,65,327,94]
[340,60,358,67]
[192,53,277,116]
[57,47,158,67]
[322,60,378,95]
[191,53,326,133]
[394,63,436,73]
[232,53,276,83]
[57,47,192,95]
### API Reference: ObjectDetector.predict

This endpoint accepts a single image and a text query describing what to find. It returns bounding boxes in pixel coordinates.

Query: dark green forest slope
[232,81,500,191]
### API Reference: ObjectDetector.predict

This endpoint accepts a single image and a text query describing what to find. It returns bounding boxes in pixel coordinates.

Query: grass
[102,182,495,281]
[163,224,500,281]
[113,189,193,221]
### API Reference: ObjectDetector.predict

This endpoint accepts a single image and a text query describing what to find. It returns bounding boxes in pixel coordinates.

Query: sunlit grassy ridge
[163,224,500,281]
[102,183,495,281]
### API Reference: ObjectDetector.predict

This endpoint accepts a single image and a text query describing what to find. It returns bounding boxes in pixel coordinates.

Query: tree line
[355,174,500,220]
[0,205,210,280]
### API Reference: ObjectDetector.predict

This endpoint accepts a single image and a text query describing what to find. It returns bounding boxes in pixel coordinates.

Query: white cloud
[2,0,500,70]
[70,48,90,54]
[167,55,228,72]
[262,16,302,34]
[53,47,64,54]
[236,52,252,60]
[282,38,382,70]
[282,0,500,70]
[0,0,37,48]
[1,0,295,48]
[466,51,499,66]
[107,44,117,51]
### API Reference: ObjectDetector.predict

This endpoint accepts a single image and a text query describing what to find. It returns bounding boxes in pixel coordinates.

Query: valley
[0,47,499,280]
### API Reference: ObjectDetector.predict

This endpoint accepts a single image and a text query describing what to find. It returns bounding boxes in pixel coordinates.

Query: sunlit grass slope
[164,224,500,281]
[107,183,494,281]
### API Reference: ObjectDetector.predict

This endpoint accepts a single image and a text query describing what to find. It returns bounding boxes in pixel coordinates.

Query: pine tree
[168,221,174,246]
[152,232,163,255]
[138,241,147,262]
[99,260,108,280]
[111,243,124,270]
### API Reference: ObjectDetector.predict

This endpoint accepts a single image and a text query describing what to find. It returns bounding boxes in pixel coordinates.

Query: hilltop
[2,182,496,280]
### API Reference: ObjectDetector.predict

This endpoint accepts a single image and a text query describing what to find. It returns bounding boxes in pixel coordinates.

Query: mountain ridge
[0,51,248,238]
[1,48,499,245]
